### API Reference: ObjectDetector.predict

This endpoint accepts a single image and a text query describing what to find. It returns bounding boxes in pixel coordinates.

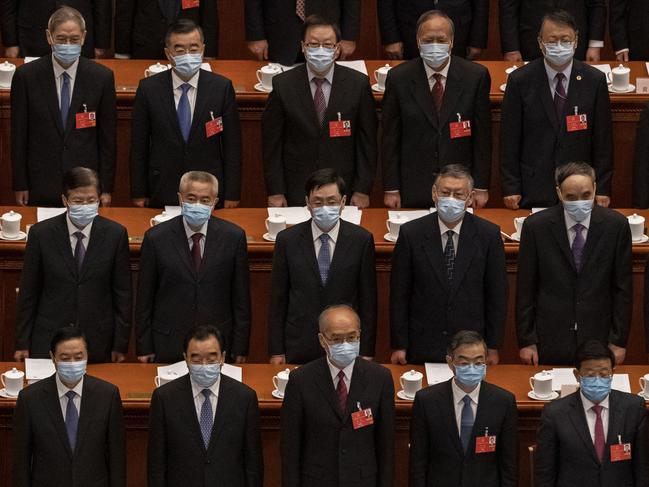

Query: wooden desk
[0,60,648,209]
[0,362,648,487]
[1,206,649,366]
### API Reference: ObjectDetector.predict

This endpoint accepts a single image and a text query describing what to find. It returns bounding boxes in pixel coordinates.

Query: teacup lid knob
[410,369,416,375]
[385,63,390,68]
[284,368,291,374]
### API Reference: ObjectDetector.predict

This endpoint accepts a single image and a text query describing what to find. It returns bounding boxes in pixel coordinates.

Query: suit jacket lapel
[323,66,348,132]
[605,393,624,463]
[535,60,560,134]
[314,358,344,419]
[206,376,234,454]
[442,380,465,456]
[176,376,209,452]
[53,215,80,279]
[198,217,218,281]
[423,215,451,289]
[64,58,87,140]
[299,222,322,283]
[296,66,322,134]
[161,71,185,144]
[171,217,198,277]
[438,60,464,127]
[568,394,600,464]
[326,221,351,287]
[344,357,368,417]
[410,59,437,129]
[187,70,210,144]
[75,377,96,455]
[578,206,604,271]
[548,206,577,272]
[560,61,584,139]
[470,383,494,456]
[42,377,74,458]
[449,214,477,299]
[41,56,65,137]
[78,217,106,280]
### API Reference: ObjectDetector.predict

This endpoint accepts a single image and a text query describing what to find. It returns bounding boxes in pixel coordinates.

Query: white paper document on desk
[25,358,56,383]
[37,207,67,222]
[593,64,612,78]
[267,206,362,225]
[425,363,453,386]
[336,60,368,75]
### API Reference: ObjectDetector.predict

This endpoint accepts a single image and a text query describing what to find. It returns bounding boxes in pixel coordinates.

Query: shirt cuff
[474,188,488,192]
[615,48,630,55]
[588,40,604,48]
[114,53,131,59]
[385,190,399,193]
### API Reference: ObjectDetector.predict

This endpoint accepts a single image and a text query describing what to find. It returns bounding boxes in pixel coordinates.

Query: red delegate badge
[76,106,96,129]
[206,112,224,138]
[182,0,199,9]
[475,434,497,453]
[329,112,352,138]
[351,403,374,430]
[566,107,588,132]
[611,442,632,462]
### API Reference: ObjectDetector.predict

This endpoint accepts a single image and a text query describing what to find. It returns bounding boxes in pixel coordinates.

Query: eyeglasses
[435,190,469,200]
[67,197,99,205]
[322,333,361,345]
[181,196,216,205]
[171,47,203,56]
[304,42,337,50]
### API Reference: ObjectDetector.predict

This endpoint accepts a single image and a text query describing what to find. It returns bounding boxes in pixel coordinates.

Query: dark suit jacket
[390,212,507,364]
[13,374,125,487]
[516,204,632,364]
[281,357,394,487]
[633,103,649,208]
[11,56,116,206]
[500,58,612,208]
[0,0,111,58]
[610,0,649,60]
[536,390,649,487]
[245,0,360,66]
[115,0,219,59]
[382,57,491,208]
[410,380,518,487]
[262,64,377,206]
[499,0,606,60]
[15,214,131,362]
[135,215,251,362]
[130,69,242,207]
[148,374,263,487]
[377,0,490,59]
[268,219,377,363]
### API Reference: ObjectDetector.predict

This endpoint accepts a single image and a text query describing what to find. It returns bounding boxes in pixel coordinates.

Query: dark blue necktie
[60,72,71,129]
[199,389,213,448]
[177,83,192,142]
[317,233,331,284]
[65,390,79,451]
[460,395,474,452]
[444,230,455,283]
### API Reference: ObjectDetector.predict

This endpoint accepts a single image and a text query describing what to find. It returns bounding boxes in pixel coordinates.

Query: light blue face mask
[454,363,486,389]
[328,341,360,368]
[563,199,593,222]
[543,41,575,66]
[68,202,99,228]
[312,205,341,231]
[57,360,87,383]
[52,43,82,65]
[182,202,213,228]
[436,197,467,223]
[305,46,336,73]
[173,53,203,78]
[579,376,612,403]
[188,363,221,388]
[419,42,451,69]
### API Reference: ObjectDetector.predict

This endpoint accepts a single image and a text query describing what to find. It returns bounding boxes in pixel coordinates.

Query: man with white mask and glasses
[501,9,612,210]
[381,10,492,209]
[517,162,631,366]
[280,305,394,487]
[262,15,377,209]
[268,168,377,364]
[390,164,507,365]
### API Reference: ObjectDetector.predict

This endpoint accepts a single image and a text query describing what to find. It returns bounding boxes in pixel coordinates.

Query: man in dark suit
[115,0,219,59]
[148,325,263,487]
[516,162,631,366]
[14,167,131,364]
[382,10,491,210]
[268,169,376,364]
[245,0,359,65]
[609,0,649,62]
[500,9,612,210]
[632,103,649,208]
[130,19,241,209]
[499,0,606,62]
[262,15,376,209]
[1,0,111,59]
[410,330,518,487]
[377,1,489,60]
[281,305,394,487]
[13,327,125,487]
[10,6,115,207]
[390,164,507,365]
[536,340,649,486]
[136,171,250,364]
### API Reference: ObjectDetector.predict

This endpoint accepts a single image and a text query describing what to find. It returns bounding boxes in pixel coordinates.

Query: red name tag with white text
[76,111,96,129]
[475,435,497,453]
[329,120,351,137]
[450,120,471,138]
[611,443,632,462]
[182,0,199,9]
[566,113,588,132]
[205,116,223,138]
[351,408,374,429]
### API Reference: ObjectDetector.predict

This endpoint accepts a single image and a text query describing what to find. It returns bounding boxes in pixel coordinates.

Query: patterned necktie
[60,72,71,130]
[199,389,213,448]
[592,405,605,462]
[336,370,348,413]
[177,83,192,142]
[65,390,79,451]
[571,223,585,271]
[295,0,305,21]
[313,78,327,127]
[554,72,567,121]
[431,73,444,114]
[460,395,474,452]
[444,230,455,283]
[191,233,203,271]
[317,233,330,284]
[73,231,86,270]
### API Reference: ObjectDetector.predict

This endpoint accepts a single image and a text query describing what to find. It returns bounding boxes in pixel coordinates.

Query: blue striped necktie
[177,83,192,141]
[60,72,71,129]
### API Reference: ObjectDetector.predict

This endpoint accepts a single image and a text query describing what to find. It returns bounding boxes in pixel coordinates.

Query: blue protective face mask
[312,205,341,231]
[57,360,87,384]
[579,376,612,403]
[454,363,486,389]
[328,341,360,368]
[68,202,99,228]
[173,53,203,78]
[305,46,336,73]
[543,41,575,66]
[182,202,213,228]
[52,43,82,65]
[189,363,221,389]
[436,197,467,223]
[419,42,451,69]
[563,199,593,222]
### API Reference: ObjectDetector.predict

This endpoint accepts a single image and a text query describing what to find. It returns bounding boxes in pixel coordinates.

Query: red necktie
[191,233,203,271]
[295,0,305,21]
[592,405,605,462]
[336,370,348,412]
[431,73,444,114]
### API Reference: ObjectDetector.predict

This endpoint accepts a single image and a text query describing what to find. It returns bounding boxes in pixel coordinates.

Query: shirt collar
[563,208,592,231]
[580,390,610,411]
[307,63,335,85]
[326,355,355,383]
[438,216,463,236]
[66,212,94,238]
[190,374,221,398]
[182,217,210,239]
[544,59,573,86]
[56,372,84,398]
[171,68,200,91]
[451,377,481,405]
[52,54,79,81]
[311,219,340,244]
[423,57,452,82]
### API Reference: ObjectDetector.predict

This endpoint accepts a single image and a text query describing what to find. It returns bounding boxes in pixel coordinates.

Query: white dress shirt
[451,378,480,435]
[56,373,84,421]
[183,218,209,258]
[439,218,463,255]
[581,391,609,443]
[563,210,591,247]
[171,69,200,120]
[66,213,93,254]
[423,57,451,91]
[190,375,221,421]
[311,219,340,261]
[544,60,573,101]
[52,55,79,107]
[327,355,354,391]
[306,64,334,106]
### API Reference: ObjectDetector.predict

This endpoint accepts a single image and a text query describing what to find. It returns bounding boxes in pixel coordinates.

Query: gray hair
[554,162,595,187]
[48,6,86,33]
[318,304,360,333]
[433,164,474,191]
[416,10,455,37]
[446,330,488,358]
[179,171,219,194]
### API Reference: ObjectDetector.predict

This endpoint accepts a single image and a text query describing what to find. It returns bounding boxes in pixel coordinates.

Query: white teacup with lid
[150,211,176,227]
[145,62,169,77]
[272,368,291,396]
[627,213,645,242]
[374,64,392,90]
[256,64,282,91]
[608,64,631,91]
[0,61,16,88]
[400,369,423,399]
[1,367,24,396]
[0,210,22,238]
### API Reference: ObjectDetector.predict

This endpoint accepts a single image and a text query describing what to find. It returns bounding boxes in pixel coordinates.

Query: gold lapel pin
[576,75,582,80]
